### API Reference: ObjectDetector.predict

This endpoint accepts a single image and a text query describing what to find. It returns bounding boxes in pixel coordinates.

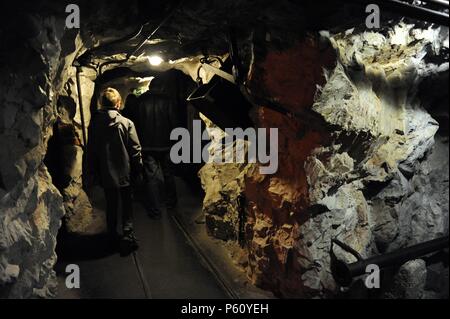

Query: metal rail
[172,214,240,299]
[132,251,153,299]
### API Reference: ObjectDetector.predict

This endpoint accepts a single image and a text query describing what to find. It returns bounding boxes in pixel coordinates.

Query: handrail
[331,236,449,287]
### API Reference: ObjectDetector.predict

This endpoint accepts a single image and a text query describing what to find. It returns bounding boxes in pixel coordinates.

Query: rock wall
[304,23,448,298]
[0,1,141,298]
[243,36,336,296]
[0,13,81,297]
[200,23,449,298]
[199,114,256,242]
[46,71,95,234]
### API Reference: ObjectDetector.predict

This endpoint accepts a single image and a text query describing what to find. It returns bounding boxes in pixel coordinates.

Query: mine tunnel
[0,0,449,300]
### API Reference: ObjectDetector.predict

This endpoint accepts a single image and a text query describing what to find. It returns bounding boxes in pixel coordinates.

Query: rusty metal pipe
[331,236,449,287]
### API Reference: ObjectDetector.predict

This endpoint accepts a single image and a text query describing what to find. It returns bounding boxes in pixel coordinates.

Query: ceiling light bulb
[148,55,163,66]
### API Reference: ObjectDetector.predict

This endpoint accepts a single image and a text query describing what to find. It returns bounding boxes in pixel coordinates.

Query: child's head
[101,88,122,109]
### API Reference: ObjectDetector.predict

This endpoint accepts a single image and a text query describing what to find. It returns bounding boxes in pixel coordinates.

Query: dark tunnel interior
[0,0,449,301]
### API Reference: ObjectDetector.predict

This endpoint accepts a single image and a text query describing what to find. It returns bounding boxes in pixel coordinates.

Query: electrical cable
[96,0,185,75]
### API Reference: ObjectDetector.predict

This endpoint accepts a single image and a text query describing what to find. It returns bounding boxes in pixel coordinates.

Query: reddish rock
[248,36,336,112]
[242,35,336,296]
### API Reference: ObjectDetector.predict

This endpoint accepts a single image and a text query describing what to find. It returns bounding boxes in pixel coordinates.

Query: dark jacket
[129,80,178,152]
[88,109,143,188]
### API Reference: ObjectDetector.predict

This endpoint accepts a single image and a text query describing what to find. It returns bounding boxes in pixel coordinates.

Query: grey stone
[384,259,427,299]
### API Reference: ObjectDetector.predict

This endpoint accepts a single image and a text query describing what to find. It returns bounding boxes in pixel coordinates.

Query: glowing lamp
[148,55,163,66]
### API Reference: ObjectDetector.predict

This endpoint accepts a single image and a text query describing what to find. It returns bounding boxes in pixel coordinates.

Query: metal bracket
[200,63,236,84]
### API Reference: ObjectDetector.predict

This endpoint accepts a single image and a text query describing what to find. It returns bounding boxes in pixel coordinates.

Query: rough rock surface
[0,13,77,297]
[47,73,96,234]
[0,167,64,298]
[199,114,256,241]
[0,1,141,298]
[299,23,448,297]
[200,23,449,298]
[384,259,428,299]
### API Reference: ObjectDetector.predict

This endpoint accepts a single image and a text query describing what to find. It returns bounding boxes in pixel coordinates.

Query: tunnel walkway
[55,182,229,299]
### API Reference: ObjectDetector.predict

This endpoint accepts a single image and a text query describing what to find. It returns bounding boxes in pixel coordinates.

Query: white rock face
[198,114,256,240]
[303,23,449,296]
[0,167,64,298]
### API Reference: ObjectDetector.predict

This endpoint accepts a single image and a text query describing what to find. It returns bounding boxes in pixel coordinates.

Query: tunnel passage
[0,0,449,299]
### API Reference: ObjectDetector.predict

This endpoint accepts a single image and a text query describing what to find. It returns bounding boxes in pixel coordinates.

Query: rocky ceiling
[78,0,450,79]
[79,0,363,60]
[2,0,446,78]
